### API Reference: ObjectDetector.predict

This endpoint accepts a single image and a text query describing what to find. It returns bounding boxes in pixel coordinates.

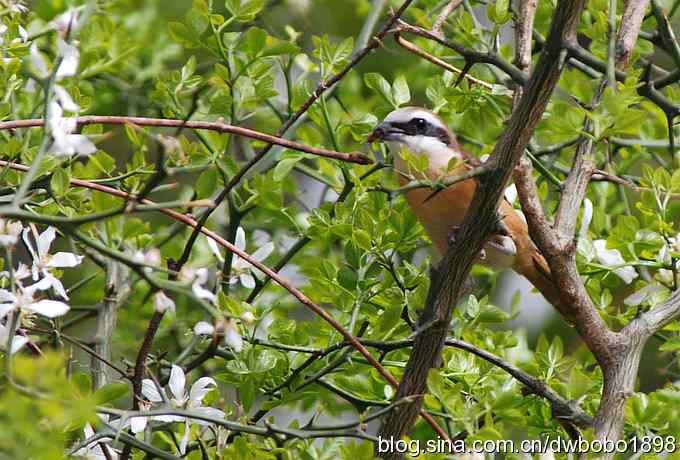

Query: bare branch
[0,116,371,165]
[92,260,129,389]
[431,0,463,37]
[616,0,650,69]
[514,0,538,76]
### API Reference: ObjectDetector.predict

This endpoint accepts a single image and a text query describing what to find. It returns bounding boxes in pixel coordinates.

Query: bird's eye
[412,118,427,132]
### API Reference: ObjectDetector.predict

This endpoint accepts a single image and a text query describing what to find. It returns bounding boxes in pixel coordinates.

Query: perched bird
[368,106,560,308]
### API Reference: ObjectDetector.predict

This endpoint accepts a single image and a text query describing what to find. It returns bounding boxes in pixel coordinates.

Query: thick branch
[377,1,586,453]
[616,0,650,68]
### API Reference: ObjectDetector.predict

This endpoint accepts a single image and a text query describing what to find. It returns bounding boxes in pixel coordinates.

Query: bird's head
[367,107,455,157]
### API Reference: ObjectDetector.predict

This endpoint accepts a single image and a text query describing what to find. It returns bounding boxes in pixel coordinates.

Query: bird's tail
[512,233,563,310]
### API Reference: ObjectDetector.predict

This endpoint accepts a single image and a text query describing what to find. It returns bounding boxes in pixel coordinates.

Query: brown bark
[377,2,587,455]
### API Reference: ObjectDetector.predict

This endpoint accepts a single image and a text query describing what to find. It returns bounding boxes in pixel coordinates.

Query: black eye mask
[388,119,451,145]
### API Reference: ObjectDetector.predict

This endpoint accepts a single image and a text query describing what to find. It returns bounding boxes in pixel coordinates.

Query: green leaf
[392,74,411,107]
[168,22,195,46]
[378,302,402,333]
[181,55,197,81]
[242,26,267,56]
[488,0,511,24]
[660,336,680,352]
[272,157,301,181]
[225,0,265,22]
[186,7,208,35]
[196,167,218,199]
[353,229,372,251]
[364,73,394,107]
[50,167,70,197]
[93,382,129,405]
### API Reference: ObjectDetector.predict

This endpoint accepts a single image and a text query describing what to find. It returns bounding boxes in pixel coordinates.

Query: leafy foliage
[0,0,679,459]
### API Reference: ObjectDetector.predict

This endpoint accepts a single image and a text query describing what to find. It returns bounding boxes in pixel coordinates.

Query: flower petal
[614,266,638,285]
[189,377,217,403]
[49,251,83,268]
[207,236,224,262]
[154,414,186,423]
[192,283,216,303]
[179,421,190,455]
[54,85,80,112]
[37,226,56,257]
[579,198,593,239]
[21,228,38,262]
[9,336,28,354]
[194,321,214,336]
[251,242,274,262]
[55,39,79,78]
[235,227,246,251]
[29,44,49,78]
[25,299,70,318]
[168,365,186,401]
[153,291,175,314]
[239,273,255,289]
[130,415,147,434]
[0,303,15,319]
[141,379,164,403]
[593,240,638,284]
[224,323,243,352]
[593,240,625,265]
[66,134,97,156]
[191,406,225,425]
[0,289,17,303]
[624,283,666,307]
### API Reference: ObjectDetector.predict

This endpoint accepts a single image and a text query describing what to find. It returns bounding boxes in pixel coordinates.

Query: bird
[367,106,561,308]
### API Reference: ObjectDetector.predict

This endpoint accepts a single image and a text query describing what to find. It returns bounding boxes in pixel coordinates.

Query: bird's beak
[367,122,400,143]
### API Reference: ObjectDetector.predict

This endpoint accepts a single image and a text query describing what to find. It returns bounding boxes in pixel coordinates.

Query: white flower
[54,85,80,112]
[0,277,70,319]
[194,321,215,336]
[227,227,273,289]
[55,38,79,78]
[624,283,666,307]
[0,219,22,247]
[240,311,255,324]
[128,401,150,434]
[0,321,28,354]
[22,226,83,281]
[579,198,593,239]
[593,239,638,284]
[29,43,49,79]
[74,418,120,460]
[17,25,27,41]
[194,319,243,352]
[153,291,175,314]
[191,268,217,303]
[6,1,28,14]
[224,320,243,352]
[51,8,80,36]
[47,102,96,156]
[132,248,161,273]
[141,365,225,455]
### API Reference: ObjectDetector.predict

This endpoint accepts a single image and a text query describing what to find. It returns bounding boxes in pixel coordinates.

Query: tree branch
[0,116,371,165]
[377,2,587,454]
